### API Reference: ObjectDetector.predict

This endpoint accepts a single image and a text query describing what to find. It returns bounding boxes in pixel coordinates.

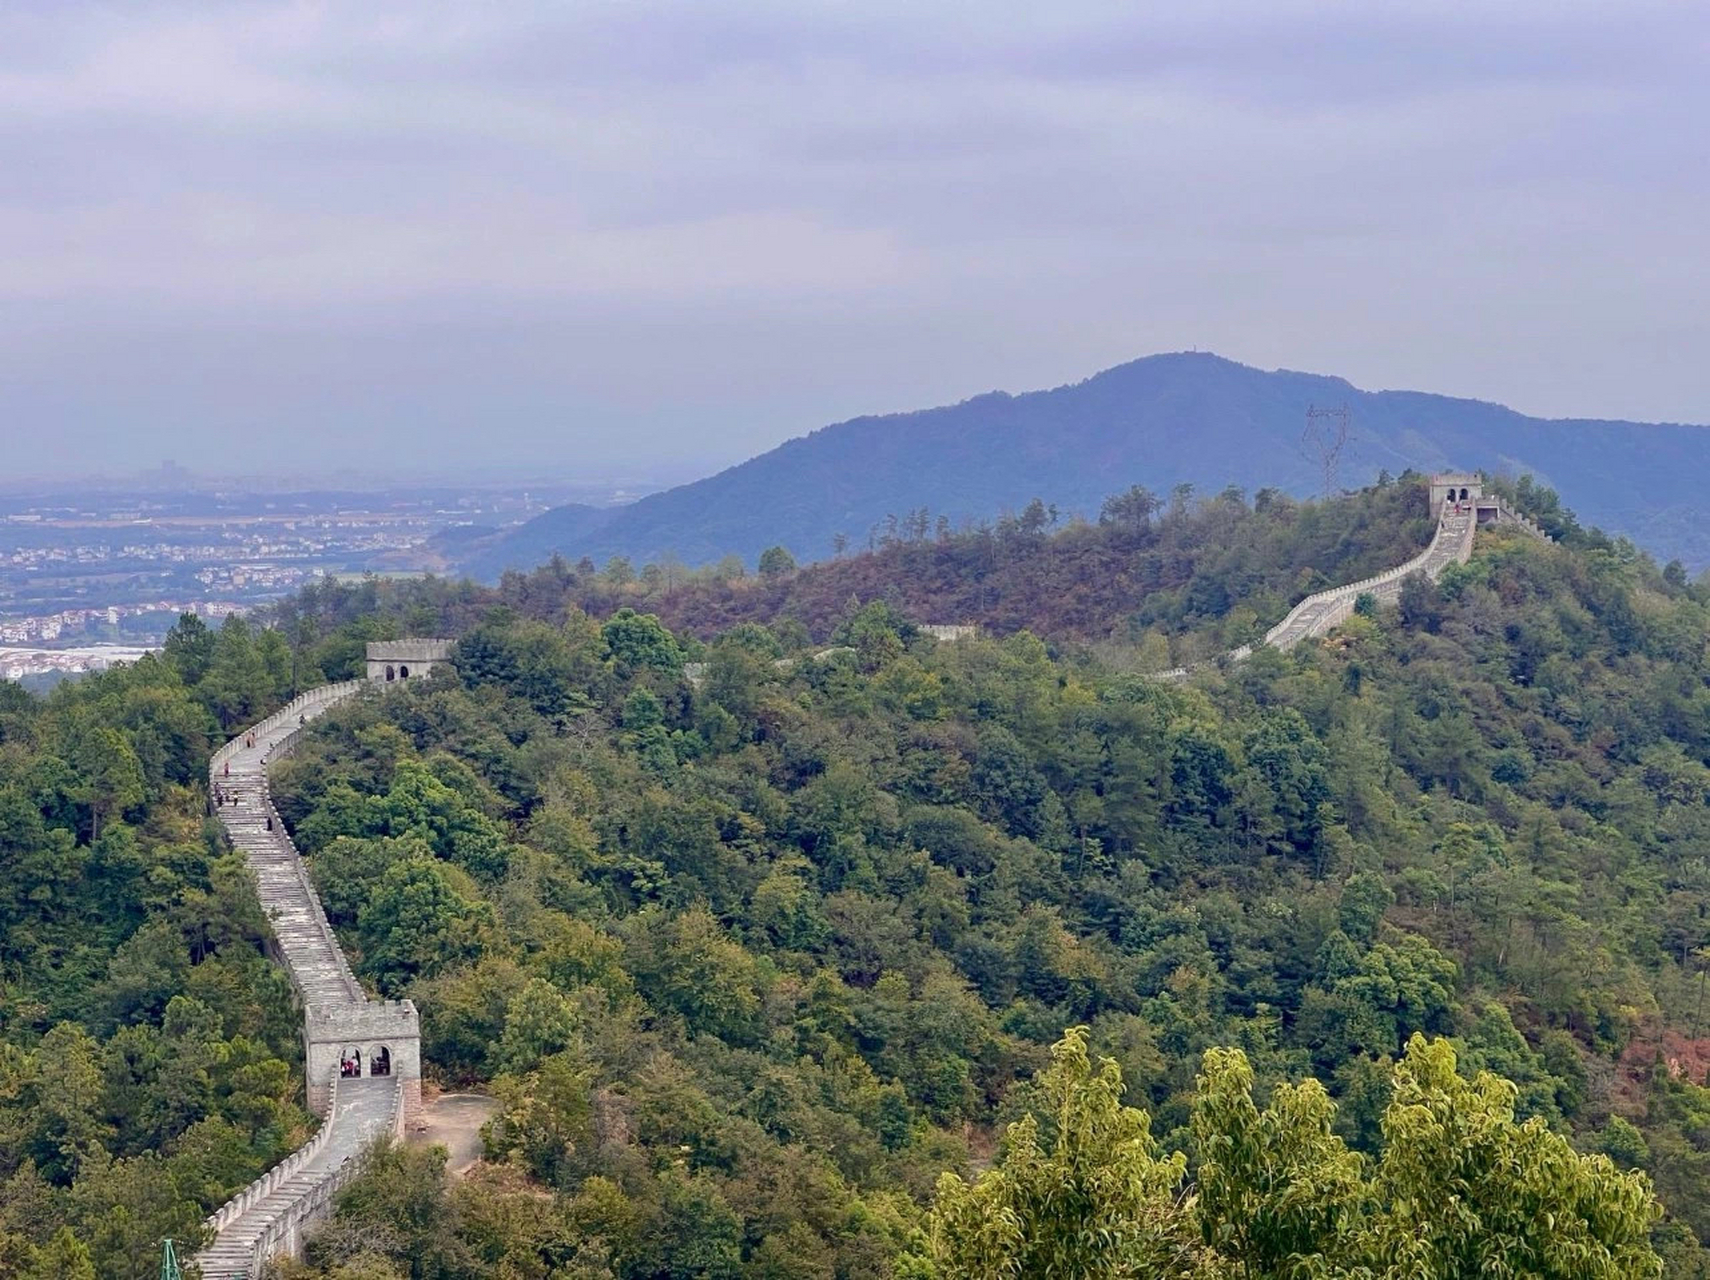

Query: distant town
[0,468,657,680]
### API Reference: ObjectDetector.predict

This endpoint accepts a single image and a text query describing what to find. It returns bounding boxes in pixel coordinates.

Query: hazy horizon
[3,2,1707,478]
[0,455,716,494]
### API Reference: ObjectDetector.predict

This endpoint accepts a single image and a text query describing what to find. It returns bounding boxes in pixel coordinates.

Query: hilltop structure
[1429,472,1482,514]
[365,638,454,683]
[1156,472,1545,682]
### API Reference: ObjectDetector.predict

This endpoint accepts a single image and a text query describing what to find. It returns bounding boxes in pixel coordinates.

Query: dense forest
[6,476,1710,1276]
[0,616,326,1278]
[275,478,1710,1275]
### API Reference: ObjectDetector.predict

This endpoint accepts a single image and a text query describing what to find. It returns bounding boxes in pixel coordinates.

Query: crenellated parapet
[304,1000,422,1123]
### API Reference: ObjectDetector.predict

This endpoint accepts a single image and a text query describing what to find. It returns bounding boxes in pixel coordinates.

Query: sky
[1,0,1706,481]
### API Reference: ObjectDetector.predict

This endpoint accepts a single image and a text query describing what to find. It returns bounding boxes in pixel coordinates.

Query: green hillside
[8,478,1710,1276]
[274,482,1710,1275]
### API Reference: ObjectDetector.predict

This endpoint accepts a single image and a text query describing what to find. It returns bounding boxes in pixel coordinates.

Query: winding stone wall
[1154,497,1487,682]
[197,676,426,1279]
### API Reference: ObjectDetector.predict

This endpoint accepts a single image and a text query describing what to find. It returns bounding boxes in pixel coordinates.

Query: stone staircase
[196,680,413,1279]
[194,1076,400,1279]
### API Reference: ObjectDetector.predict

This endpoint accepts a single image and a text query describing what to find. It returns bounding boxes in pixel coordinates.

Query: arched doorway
[385,665,395,682]
[340,1046,362,1077]
[1459,487,1469,501]
[398,665,410,679]
[370,1045,392,1077]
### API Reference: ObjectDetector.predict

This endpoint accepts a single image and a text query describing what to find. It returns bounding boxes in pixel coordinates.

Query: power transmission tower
[1302,404,1352,499]
[161,1239,184,1280]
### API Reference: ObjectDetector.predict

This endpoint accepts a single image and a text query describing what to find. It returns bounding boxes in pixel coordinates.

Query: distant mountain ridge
[461,352,1710,578]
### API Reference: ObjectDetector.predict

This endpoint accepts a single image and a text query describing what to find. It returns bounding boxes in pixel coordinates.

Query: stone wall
[1152,497,1479,682]
[1429,472,1483,516]
[197,654,441,1278]
[195,1072,403,1279]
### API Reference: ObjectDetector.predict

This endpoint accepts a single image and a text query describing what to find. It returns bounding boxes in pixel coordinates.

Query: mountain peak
[462,356,1710,579]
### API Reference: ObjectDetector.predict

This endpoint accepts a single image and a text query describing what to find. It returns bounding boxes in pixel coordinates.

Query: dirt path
[408,1092,500,1177]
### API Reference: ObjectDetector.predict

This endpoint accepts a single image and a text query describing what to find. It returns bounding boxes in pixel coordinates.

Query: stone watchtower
[305,1000,424,1123]
[366,639,454,684]
[1429,472,1482,517]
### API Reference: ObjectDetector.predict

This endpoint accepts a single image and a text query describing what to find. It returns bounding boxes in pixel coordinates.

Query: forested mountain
[10,477,1710,1276]
[462,352,1710,580]
[269,484,1710,1276]
[391,471,1593,665]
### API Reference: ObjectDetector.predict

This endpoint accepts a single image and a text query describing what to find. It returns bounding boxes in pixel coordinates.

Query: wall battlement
[305,999,421,1040]
[1429,471,1483,516]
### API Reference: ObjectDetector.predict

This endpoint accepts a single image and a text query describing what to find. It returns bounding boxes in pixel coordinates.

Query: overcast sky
[2,1,1705,481]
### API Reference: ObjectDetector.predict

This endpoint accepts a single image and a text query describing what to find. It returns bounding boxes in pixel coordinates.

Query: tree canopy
[10,478,1710,1277]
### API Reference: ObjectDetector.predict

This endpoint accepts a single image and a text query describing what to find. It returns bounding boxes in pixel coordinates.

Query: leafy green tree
[970,725,1051,840]
[1192,1046,1364,1278]
[485,1049,594,1188]
[23,1227,96,1280]
[495,977,579,1075]
[604,556,636,588]
[356,857,494,995]
[1397,571,1443,632]
[758,546,798,579]
[204,614,271,729]
[834,601,910,672]
[623,907,764,1045]
[70,727,144,841]
[751,861,830,953]
[305,1141,472,1277]
[1337,870,1395,944]
[1362,1035,1661,1278]
[1243,708,1330,860]
[602,608,684,676]
[925,1027,1212,1278]
[65,1150,210,1280]
[622,687,664,731]
[1099,485,1162,534]
[162,612,216,685]
[25,1023,113,1182]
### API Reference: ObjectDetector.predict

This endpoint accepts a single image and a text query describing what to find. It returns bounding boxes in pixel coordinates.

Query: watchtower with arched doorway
[304,999,423,1125]
[1429,473,1483,517]
[366,639,455,684]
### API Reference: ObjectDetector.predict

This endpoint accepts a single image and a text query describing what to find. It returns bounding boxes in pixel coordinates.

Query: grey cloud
[0,0,1704,478]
